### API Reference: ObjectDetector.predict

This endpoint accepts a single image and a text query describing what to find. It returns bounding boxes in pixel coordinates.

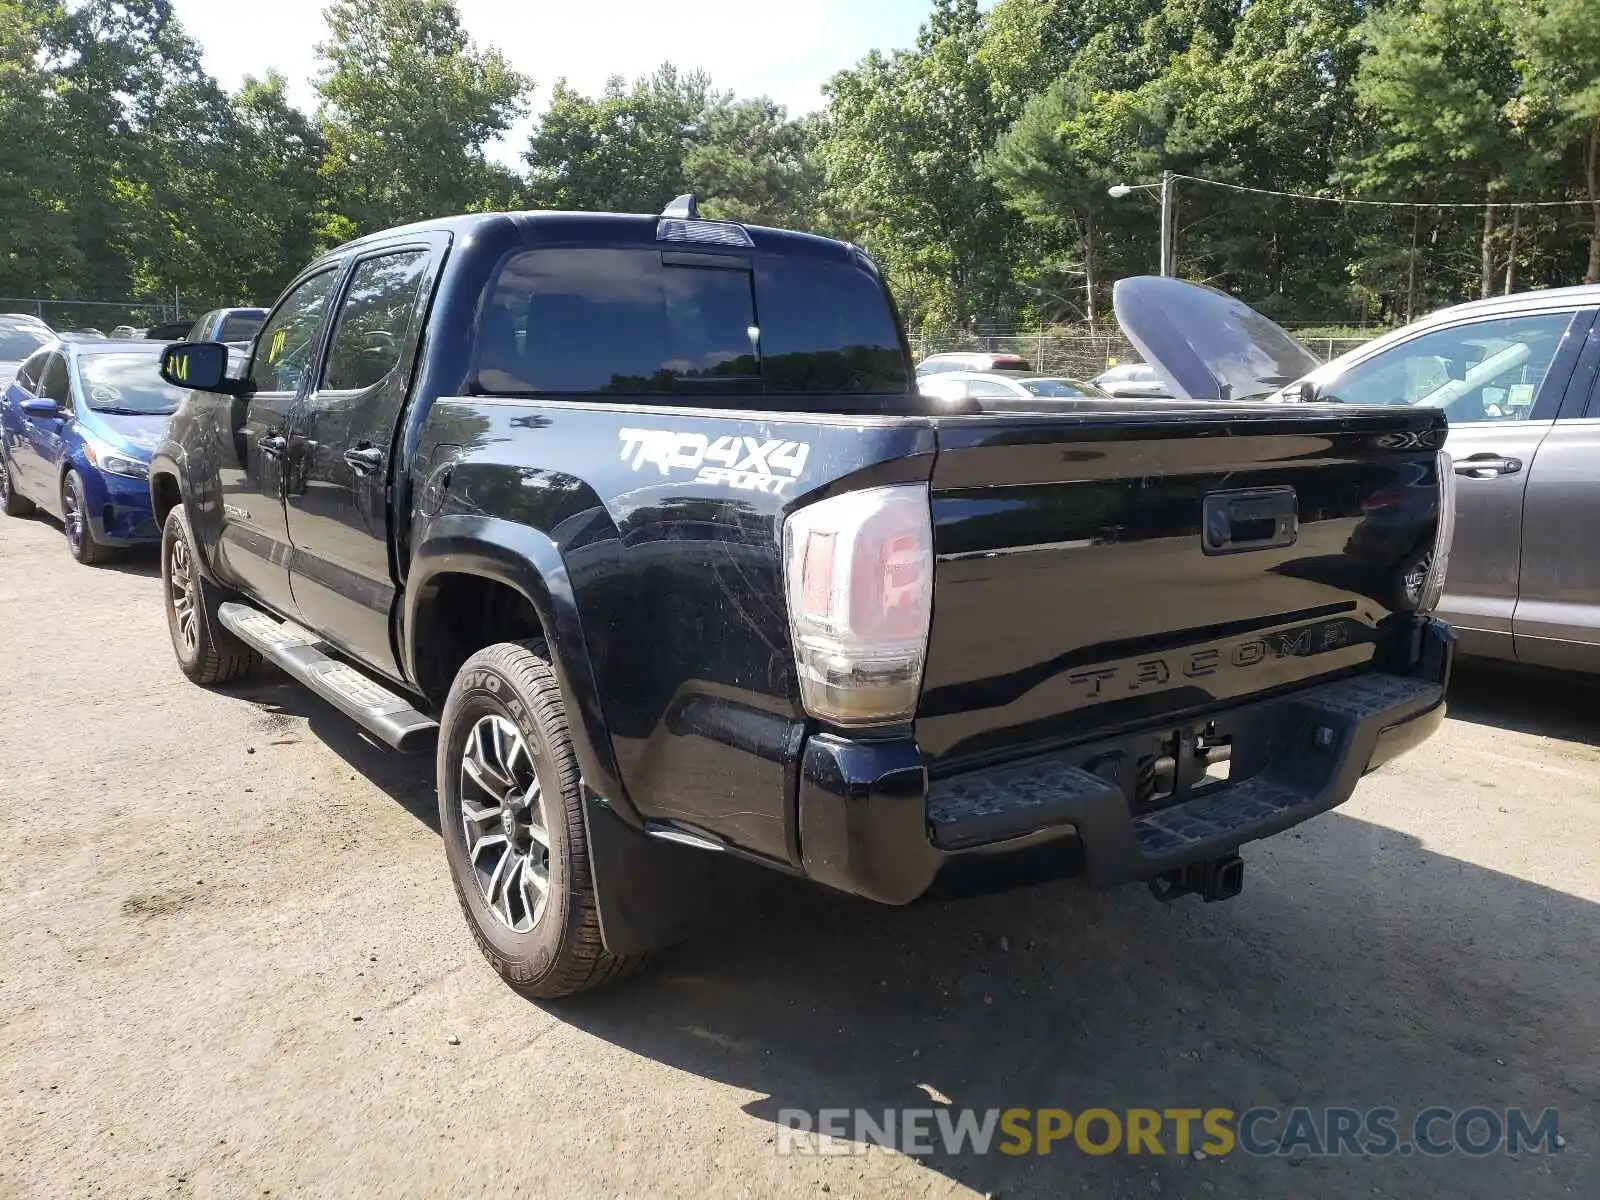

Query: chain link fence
[1,297,184,336]
[910,330,1375,380]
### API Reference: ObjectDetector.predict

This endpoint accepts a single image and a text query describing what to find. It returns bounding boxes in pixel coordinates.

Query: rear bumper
[796,618,1454,904]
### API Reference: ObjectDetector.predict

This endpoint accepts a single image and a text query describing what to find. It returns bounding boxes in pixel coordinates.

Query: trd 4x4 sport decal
[618,429,811,496]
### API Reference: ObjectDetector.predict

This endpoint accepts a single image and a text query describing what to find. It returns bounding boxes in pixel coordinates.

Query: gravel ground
[0,509,1595,1200]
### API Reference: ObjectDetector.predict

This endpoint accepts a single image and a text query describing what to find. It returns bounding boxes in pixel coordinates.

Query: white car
[0,313,53,332]
[1091,361,1172,398]
[917,370,1107,407]
[0,318,55,382]
[915,351,1033,376]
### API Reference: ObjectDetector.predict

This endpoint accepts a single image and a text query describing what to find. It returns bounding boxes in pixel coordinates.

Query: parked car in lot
[1,312,53,332]
[149,208,1454,999]
[915,350,1033,375]
[144,319,196,341]
[0,340,179,562]
[1091,361,1173,398]
[1119,276,1600,676]
[0,317,54,380]
[917,370,1106,407]
[186,306,267,346]
[1292,288,1600,674]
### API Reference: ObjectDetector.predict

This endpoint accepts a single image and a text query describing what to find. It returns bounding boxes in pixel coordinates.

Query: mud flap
[583,792,722,955]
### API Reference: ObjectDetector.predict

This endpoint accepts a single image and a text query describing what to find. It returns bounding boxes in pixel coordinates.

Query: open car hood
[1113,276,1322,402]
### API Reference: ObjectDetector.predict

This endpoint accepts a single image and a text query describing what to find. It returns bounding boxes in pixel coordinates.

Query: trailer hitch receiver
[1149,853,1245,903]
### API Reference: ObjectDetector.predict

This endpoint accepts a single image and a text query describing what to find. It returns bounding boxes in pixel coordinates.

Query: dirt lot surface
[0,510,1595,1199]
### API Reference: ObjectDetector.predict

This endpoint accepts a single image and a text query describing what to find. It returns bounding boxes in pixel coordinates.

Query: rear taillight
[782,484,934,725]
[1417,450,1456,613]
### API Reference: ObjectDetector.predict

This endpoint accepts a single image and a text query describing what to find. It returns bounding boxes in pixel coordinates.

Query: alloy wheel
[459,714,551,933]
[168,531,200,653]
[0,455,10,506]
[63,478,84,553]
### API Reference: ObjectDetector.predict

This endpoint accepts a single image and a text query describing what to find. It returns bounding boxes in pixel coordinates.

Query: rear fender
[407,515,719,954]
[406,515,627,812]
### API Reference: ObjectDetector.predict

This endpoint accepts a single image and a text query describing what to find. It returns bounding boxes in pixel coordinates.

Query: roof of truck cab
[326,210,859,263]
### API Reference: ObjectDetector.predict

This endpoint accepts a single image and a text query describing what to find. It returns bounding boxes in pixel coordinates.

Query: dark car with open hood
[146,199,1456,998]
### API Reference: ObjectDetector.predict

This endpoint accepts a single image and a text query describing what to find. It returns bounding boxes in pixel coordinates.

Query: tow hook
[1149,854,1245,903]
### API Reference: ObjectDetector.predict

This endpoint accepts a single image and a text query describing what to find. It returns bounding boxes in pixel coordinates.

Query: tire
[438,640,647,999]
[0,450,33,516]
[62,471,112,564]
[160,505,260,685]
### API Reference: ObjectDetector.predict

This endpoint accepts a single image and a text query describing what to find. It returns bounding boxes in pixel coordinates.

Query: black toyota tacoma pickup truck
[150,200,1456,998]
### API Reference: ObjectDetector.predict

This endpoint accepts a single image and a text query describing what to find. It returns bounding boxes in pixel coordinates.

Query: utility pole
[1108,171,1178,276]
[1159,170,1175,277]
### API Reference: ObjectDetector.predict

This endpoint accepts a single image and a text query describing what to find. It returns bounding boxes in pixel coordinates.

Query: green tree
[0,0,79,297]
[43,0,213,301]
[1514,0,1600,282]
[987,78,1167,322]
[1341,0,1533,302]
[1153,0,1371,312]
[684,96,818,228]
[817,0,1019,329]
[524,65,711,214]
[315,0,530,242]
[223,74,328,300]
[981,0,1169,108]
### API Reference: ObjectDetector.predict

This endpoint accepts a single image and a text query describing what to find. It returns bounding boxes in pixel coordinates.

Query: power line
[1169,172,1597,210]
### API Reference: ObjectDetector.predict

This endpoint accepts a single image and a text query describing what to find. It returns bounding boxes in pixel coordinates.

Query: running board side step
[217,602,439,753]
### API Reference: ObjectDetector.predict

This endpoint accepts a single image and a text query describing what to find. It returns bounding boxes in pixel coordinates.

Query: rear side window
[755,258,908,393]
[322,251,431,392]
[15,349,50,392]
[218,312,265,343]
[475,247,907,396]
[38,354,71,405]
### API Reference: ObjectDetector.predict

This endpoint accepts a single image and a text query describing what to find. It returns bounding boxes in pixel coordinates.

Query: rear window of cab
[472,247,909,396]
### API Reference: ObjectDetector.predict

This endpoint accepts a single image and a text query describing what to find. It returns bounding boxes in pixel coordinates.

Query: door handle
[1454,454,1522,478]
[343,445,385,474]
[258,434,287,459]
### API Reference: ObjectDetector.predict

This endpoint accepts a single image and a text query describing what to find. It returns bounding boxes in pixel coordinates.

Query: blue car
[0,339,182,563]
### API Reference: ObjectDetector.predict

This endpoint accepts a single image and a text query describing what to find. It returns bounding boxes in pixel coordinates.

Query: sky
[170,0,937,162]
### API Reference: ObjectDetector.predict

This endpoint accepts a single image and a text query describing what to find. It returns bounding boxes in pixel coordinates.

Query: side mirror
[19,397,60,420]
[161,341,247,395]
[1288,379,1319,403]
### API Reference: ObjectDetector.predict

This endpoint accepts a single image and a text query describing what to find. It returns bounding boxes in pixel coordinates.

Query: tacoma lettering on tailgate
[1068,617,1363,699]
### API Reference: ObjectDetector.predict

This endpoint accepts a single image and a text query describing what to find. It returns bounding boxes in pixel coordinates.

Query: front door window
[1322,312,1576,423]
[250,270,340,396]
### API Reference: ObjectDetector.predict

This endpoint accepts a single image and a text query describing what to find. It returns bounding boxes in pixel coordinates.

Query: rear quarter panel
[412,397,934,864]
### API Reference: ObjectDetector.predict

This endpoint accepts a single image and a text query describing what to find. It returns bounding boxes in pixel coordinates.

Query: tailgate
[916,406,1446,771]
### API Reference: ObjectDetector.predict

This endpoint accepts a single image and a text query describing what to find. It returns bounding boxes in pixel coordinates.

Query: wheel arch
[147,446,221,581]
[406,515,636,827]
